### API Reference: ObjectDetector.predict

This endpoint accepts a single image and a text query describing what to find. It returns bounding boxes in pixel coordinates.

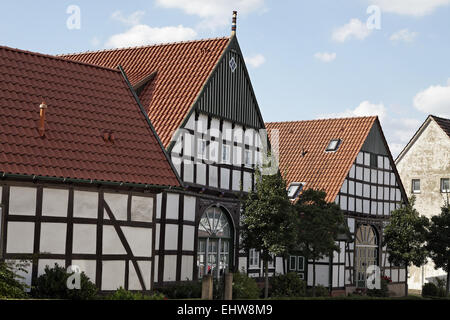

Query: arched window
[355,225,379,287]
[197,206,232,279]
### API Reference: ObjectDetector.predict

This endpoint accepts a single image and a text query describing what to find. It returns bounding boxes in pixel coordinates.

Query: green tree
[0,260,30,299]
[240,169,298,298]
[426,201,450,296]
[384,196,429,297]
[294,189,349,296]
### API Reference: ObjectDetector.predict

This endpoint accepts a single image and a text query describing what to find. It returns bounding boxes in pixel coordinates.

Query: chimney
[231,11,237,36]
[38,101,47,137]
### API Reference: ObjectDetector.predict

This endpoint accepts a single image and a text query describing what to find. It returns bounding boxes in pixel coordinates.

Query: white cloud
[155,0,266,29]
[413,80,450,117]
[111,10,145,26]
[332,19,372,42]
[369,0,450,16]
[91,37,101,47]
[245,54,265,68]
[314,52,336,63]
[105,24,197,48]
[390,29,418,42]
[320,101,387,121]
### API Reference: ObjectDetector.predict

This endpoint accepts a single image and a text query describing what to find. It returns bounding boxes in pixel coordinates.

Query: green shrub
[107,287,166,300]
[232,272,260,299]
[156,281,202,299]
[0,260,30,299]
[307,285,330,297]
[422,282,438,297]
[32,263,97,300]
[434,278,448,297]
[367,277,390,297]
[270,273,306,298]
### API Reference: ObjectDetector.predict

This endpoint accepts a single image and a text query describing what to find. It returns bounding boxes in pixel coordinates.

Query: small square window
[326,139,342,152]
[287,183,304,199]
[441,178,449,193]
[412,179,420,194]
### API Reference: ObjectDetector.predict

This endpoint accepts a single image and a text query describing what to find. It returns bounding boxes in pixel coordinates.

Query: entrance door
[355,225,378,288]
[197,206,232,279]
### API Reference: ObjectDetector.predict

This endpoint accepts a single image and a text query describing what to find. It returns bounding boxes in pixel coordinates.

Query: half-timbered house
[266,116,409,296]
[62,13,272,286]
[0,45,181,292]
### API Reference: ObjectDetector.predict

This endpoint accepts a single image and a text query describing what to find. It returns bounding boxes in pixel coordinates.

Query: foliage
[422,283,438,297]
[156,281,202,299]
[232,272,261,299]
[367,277,390,297]
[240,169,298,297]
[426,202,450,295]
[269,273,306,298]
[107,287,166,300]
[0,260,30,299]
[294,189,350,294]
[32,263,97,300]
[384,197,429,268]
[306,285,329,297]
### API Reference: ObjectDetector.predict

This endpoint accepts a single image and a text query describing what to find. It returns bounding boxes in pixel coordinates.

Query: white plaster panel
[223,121,232,141]
[184,196,196,222]
[210,117,220,136]
[72,259,97,284]
[184,160,194,183]
[243,172,252,192]
[156,193,162,219]
[399,268,406,282]
[173,156,182,176]
[38,259,65,276]
[234,125,243,143]
[316,265,329,287]
[72,224,96,254]
[9,186,36,216]
[73,190,98,219]
[164,255,177,281]
[40,223,66,254]
[155,223,160,250]
[185,113,195,130]
[244,128,254,146]
[7,222,34,253]
[104,192,128,221]
[233,146,242,166]
[197,113,208,134]
[102,225,126,254]
[42,188,68,217]
[232,170,241,191]
[345,270,351,285]
[153,255,159,283]
[221,168,230,189]
[181,256,193,281]
[347,218,355,233]
[184,133,194,157]
[102,261,125,291]
[182,225,195,251]
[239,257,247,272]
[164,224,178,250]
[131,196,153,222]
[392,268,399,282]
[209,141,219,163]
[209,165,218,188]
[339,266,345,287]
[196,162,207,186]
[333,265,339,287]
[307,264,313,286]
[139,260,152,290]
[166,193,180,220]
[128,261,152,290]
[122,226,152,257]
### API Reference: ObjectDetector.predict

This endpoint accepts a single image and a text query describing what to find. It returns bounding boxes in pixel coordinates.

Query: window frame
[441,178,450,193]
[325,139,342,152]
[287,182,304,200]
[222,144,231,164]
[197,138,207,160]
[411,179,421,194]
[249,249,260,269]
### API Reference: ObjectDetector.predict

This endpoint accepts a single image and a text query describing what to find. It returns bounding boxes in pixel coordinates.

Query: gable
[191,37,265,131]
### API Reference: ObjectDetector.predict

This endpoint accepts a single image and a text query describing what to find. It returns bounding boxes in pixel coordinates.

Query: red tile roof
[0,45,180,187]
[266,117,377,202]
[61,37,231,147]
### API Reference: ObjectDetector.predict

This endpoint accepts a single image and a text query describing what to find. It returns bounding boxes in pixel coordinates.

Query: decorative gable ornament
[229,57,237,73]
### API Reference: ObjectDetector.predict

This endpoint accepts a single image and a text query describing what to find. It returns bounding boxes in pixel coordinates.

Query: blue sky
[1,0,449,156]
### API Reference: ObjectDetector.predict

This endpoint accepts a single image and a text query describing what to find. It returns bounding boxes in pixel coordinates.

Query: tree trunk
[264,259,269,299]
[312,258,316,297]
[404,266,408,297]
[447,268,450,297]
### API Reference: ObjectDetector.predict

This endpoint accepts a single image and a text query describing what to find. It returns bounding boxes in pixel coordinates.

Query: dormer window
[287,182,304,199]
[326,139,342,152]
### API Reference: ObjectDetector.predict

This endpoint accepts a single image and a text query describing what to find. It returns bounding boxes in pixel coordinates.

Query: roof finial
[231,11,237,36]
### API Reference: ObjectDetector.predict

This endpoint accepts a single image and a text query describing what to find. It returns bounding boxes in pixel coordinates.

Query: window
[441,178,450,193]
[249,249,260,268]
[244,150,252,167]
[197,139,207,159]
[289,255,305,278]
[287,183,304,199]
[222,144,230,164]
[326,139,342,152]
[412,179,420,194]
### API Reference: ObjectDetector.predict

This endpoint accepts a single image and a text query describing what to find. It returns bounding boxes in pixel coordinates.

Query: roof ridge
[266,115,378,125]
[0,45,121,74]
[58,36,231,57]
[430,114,450,121]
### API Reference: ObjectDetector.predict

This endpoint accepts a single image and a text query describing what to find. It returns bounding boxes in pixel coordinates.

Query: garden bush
[270,273,306,298]
[107,287,165,300]
[0,260,30,299]
[156,281,202,299]
[422,282,438,297]
[232,272,260,299]
[32,263,97,300]
[307,285,330,297]
[367,276,390,297]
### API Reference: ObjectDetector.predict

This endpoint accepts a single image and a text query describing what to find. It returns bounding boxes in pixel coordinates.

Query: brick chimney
[231,11,237,36]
